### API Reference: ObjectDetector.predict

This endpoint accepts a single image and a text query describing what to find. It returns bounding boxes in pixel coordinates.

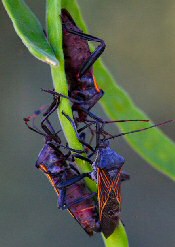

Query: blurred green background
[1,0,175,246]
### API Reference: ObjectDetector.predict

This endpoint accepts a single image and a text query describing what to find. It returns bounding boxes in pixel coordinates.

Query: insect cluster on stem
[25,8,174,239]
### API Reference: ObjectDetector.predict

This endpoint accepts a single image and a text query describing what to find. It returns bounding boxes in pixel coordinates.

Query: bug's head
[99,140,110,149]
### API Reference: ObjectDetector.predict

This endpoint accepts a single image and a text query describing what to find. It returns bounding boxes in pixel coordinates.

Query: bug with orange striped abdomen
[24,106,101,236]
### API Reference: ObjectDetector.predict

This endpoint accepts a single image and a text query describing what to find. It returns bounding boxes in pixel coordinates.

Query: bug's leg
[77,122,94,133]
[47,143,85,159]
[79,132,86,142]
[41,97,60,128]
[24,100,60,140]
[62,111,95,152]
[78,122,96,144]
[57,172,91,190]
[62,25,106,77]
[82,108,104,123]
[69,163,80,175]
[64,151,71,159]
[24,119,45,136]
[41,88,84,104]
[36,101,82,153]
[63,145,85,154]
[79,123,96,148]
[24,108,47,137]
[77,131,93,154]
[62,192,97,210]
[58,189,67,210]
[72,153,93,164]
[40,98,62,143]
[79,123,100,158]
[78,122,94,140]
[77,122,98,154]
[88,124,96,146]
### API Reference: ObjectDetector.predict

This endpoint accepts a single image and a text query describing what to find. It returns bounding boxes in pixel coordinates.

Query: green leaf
[62,0,175,181]
[95,61,175,181]
[2,0,59,66]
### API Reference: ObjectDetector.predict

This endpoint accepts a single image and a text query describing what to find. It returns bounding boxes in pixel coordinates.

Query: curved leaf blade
[2,0,59,66]
[94,61,175,180]
[62,0,175,181]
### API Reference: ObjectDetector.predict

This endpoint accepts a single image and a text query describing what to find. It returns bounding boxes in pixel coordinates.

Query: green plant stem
[102,222,129,247]
[46,0,96,191]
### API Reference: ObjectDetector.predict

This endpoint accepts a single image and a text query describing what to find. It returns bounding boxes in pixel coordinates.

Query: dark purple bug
[88,118,175,237]
[81,138,129,238]
[43,8,105,123]
[24,107,101,236]
[61,8,105,122]
[91,140,127,238]
[65,116,174,238]
[42,9,151,146]
[58,116,129,238]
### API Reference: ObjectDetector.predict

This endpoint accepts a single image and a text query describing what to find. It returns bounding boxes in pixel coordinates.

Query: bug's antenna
[103,119,174,141]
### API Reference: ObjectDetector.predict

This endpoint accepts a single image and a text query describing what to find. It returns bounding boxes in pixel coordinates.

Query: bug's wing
[97,168,122,238]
